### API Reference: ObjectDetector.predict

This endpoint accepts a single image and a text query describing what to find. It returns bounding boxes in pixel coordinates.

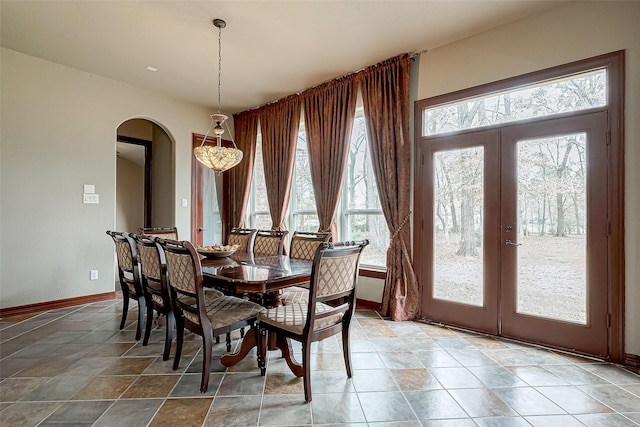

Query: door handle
[505,239,522,246]
[198,228,207,232]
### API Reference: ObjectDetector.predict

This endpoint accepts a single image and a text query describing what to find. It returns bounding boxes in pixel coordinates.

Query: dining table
[200,252,312,376]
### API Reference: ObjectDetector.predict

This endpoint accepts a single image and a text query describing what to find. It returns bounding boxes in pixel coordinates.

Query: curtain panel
[358,53,419,321]
[259,95,301,236]
[301,77,358,240]
[231,110,259,228]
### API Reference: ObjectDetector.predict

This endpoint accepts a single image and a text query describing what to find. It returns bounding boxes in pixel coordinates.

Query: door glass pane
[433,147,484,306]
[202,169,222,246]
[516,134,587,324]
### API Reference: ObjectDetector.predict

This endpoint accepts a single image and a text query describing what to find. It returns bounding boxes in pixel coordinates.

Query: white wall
[151,124,174,228]
[0,48,211,307]
[416,1,640,355]
[116,157,144,233]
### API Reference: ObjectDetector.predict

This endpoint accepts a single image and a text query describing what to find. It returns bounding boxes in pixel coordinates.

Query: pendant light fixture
[194,18,243,172]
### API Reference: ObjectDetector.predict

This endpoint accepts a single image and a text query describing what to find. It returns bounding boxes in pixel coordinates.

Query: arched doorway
[116,118,175,234]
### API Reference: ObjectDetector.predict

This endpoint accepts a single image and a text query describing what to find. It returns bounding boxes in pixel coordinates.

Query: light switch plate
[83,194,100,204]
[84,184,95,194]
[181,198,188,207]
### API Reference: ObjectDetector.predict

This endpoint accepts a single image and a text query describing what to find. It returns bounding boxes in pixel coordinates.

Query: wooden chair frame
[258,240,368,402]
[138,226,179,241]
[132,233,175,361]
[157,237,264,393]
[106,230,146,340]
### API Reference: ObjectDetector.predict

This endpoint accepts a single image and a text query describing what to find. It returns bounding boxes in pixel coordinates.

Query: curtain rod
[236,49,427,116]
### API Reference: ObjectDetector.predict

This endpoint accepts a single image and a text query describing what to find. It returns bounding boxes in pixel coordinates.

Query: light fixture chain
[217,23,222,113]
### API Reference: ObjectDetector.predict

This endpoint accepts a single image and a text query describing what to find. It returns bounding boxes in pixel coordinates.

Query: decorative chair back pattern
[137,243,162,282]
[253,230,288,256]
[227,228,257,253]
[315,252,361,299]
[114,238,135,273]
[134,235,168,308]
[290,232,331,261]
[164,250,197,296]
[159,239,203,326]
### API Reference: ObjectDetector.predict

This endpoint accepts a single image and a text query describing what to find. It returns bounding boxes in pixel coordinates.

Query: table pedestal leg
[276,334,303,377]
[220,328,256,367]
[220,328,303,378]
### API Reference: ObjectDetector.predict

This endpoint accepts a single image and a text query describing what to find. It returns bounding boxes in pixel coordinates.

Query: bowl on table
[197,245,239,259]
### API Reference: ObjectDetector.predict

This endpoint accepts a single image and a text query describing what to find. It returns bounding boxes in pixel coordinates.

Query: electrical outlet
[90,270,99,280]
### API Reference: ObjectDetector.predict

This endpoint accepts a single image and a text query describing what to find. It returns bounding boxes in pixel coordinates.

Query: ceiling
[1,1,564,115]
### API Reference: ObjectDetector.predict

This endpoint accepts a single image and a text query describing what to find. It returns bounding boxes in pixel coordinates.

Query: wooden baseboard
[625,353,640,374]
[0,292,116,318]
[356,298,382,311]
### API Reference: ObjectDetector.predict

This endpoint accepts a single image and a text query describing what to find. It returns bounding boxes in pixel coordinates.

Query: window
[341,113,388,267]
[291,129,319,232]
[248,136,272,230]
[424,69,607,136]
[247,109,389,268]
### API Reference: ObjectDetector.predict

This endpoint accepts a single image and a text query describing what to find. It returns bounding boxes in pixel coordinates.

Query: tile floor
[1,298,640,426]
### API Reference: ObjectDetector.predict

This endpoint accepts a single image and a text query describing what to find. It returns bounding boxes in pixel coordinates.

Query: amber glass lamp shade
[194,143,243,172]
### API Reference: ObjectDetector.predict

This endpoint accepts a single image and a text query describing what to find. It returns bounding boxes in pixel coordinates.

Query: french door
[418,111,609,357]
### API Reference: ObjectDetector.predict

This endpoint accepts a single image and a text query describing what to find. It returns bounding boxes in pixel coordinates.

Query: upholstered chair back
[253,230,288,256]
[227,228,257,253]
[290,231,331,260]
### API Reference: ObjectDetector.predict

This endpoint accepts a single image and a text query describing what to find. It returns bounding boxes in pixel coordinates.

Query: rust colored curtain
[358,54,418,321]
[259,95,301,233]
[230,110,259,228]
[302,77,357,240]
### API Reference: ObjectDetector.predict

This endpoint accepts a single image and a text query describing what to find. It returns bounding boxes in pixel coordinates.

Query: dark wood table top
[200,253,312,295]
[202,253,312,374]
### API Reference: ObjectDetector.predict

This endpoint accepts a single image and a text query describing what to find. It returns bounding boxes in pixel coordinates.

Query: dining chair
[157,237,265,393]
[106,230,146,340]
[138,226,179,240]
[133,234,226,361]
[253,229,289,256]
[257,240,368,402]
[226,228,257,253]
[281,231,332,305]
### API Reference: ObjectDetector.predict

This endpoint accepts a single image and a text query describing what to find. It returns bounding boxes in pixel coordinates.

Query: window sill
[359,266,386,280]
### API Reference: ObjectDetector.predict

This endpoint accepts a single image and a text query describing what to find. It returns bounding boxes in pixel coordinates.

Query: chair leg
[120,289,129,330]
[302,343,312,402]
[135,296,146,340]
[200,331,213,393]
[226,332,232,352]
[173,316,184,371]
[163,311,175,361]
[257,325,267,376]
[342,327,353,378]
[142,300,154,346]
